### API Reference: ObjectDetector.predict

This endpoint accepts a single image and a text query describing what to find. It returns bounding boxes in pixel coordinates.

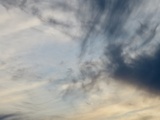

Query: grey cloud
[77,0,160,94]
[79,0,140,57]
[136,22,159,49]
[106,44,160,93]
[0,0,76,32]
[0,114,18,120]
[3,0,158,95]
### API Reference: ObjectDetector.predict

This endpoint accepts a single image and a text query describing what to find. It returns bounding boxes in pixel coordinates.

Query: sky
[1,0,160,120]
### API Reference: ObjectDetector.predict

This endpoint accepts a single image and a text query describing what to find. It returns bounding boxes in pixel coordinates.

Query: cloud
[0,81,47,97]
[0,0,82,40]
[73,0,160,94]
[105,43,160,93]
[0,94,27,104]
[67,83,160,120]
[0,114,18,120]
[1,0,160,120]
[0,2,80,118]
[79,0,140,56]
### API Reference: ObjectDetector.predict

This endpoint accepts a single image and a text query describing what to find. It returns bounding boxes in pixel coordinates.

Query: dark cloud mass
[106,44,160,92]
[78,0,160,93]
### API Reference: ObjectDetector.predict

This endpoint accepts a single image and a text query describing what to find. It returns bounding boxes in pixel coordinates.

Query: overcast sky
[1,0,160,120]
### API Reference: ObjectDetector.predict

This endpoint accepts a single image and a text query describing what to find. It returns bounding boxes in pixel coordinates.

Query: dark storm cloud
[106,44,160,93]
[78,0,160,93]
